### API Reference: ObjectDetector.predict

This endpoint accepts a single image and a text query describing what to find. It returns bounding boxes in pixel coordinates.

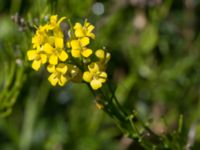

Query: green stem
[128,115,140,137]
[104,94,153,149]
[88,82,165,149]
[67,19,75,38]
[134,111,163,142]
[107,83,127,118]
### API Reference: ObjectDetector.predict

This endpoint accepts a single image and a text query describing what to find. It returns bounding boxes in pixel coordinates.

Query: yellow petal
[71,49,81,58]
[32,60,41,71]
[32,35,41,48]
[84,21,90,27]
[75,29,85,38]
[44,43,54,54]
[88,33,95,39]
[88,63,99,73]
[40,54,47,64]
[58,75,67,86]
[87,24,95,32]
[80,37,89,47]
[85,21,95,38]
[81,48,92,57]
[47,64,55,73]
[98,72,107,83]
[59,50,68,61]
[50,15,58,25]
[66,41,71,48]
[74,23,85,37]
[32,36,38,44]
[100,72,107,78]
[56,63,68,74]
[48,73,58,86]
[54,28,64,38]
[43,24,50,31]
[71,40,80,50]
[49,55,58,65]
[74,23,82,29]
[55,37,63,49]
[95,49,105,59]
[27,50,38,60]
[48,36,55,45]
[83,71,92,82]
[90,79,102,90]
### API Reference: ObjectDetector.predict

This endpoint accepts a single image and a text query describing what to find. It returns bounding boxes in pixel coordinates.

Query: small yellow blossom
[27,48,47,71]
[48,15,66,38]
[32,25,50,48]
[44,37,68,65]
[48,15,66,29]
[74,20,95,39]
[95,49,111,70]
[95,49,111,62]
[95,49,105,59]
[83,63,107,90]
[70,37,92,58]
[47,63,68,86]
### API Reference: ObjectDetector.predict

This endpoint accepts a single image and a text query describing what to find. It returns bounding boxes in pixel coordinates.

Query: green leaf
[140,24,158,54]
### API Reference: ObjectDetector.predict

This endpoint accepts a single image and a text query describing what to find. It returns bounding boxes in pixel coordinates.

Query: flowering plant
[27,15,110,90]
[25,15,187,150]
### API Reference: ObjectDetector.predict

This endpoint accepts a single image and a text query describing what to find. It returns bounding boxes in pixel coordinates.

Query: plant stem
[88,82,165,149]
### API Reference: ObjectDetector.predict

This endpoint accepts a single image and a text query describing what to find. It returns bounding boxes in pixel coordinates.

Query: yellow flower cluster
[67,20,95,58]
[27,15,110,90]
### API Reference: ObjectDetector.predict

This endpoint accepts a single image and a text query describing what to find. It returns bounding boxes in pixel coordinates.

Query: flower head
[47,63,68,86]
[27,48,47,71]
[48,15,66,29]
[32,25,50,48]
[95,49,111,63]
[44,37,68,65]
[95,49,111,70]
[83,63,107,90]
[70,37,92,58]
[74,21,95,39]
[48,15,66,38]
[27,15,110,89]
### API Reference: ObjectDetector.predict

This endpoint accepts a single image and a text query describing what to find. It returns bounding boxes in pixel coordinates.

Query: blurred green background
[1,0,200,149]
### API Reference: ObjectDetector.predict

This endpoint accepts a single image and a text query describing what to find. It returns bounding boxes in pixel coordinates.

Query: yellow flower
[70,37,92,58]
[32,15,65,49]
[48,15,66,38]
[74,21,95,39]
[27,15,110,89]
[95,49,111,63]
[95,49,111,70]
[27,48,47,71]
[48,15,66,29]
[83,63,107,90]
[44,37,68,65]
[47,63,68,86]
[32,25,50,48]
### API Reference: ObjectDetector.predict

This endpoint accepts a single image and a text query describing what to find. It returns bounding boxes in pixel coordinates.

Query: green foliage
[1,0,200,149]
[139,24,158,54]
